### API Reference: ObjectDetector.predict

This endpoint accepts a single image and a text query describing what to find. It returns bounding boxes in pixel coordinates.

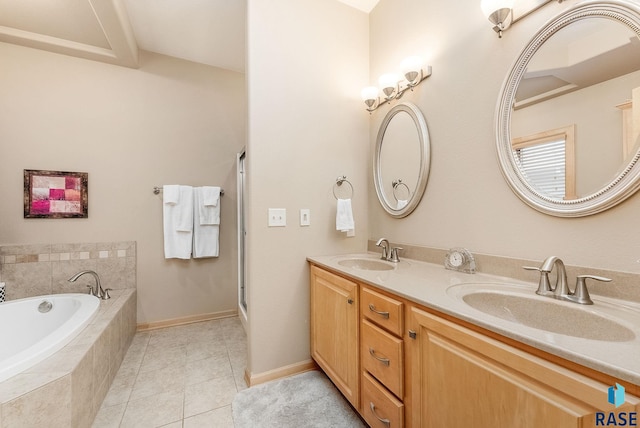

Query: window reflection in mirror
[511,17,640,199]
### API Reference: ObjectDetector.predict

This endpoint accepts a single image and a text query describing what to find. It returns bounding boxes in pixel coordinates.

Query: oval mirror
[496,1,640,217]
[374,102,431,218]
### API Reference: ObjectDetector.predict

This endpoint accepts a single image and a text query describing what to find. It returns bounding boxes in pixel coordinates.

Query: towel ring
[392,179,411,201]
[333,176,354,200]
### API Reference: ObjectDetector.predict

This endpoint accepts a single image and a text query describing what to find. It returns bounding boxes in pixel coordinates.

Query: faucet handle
[86,284,94,295]
[571,275,612,305]
[389,247,403,263]
[522,266,554,295]
[102,288,112,300]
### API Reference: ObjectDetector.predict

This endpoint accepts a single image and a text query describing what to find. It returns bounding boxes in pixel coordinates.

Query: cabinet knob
[347,298,354,305]
[409,330,417,339]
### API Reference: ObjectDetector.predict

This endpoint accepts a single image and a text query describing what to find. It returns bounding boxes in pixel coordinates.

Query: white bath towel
[163,185,193,259]
[197,186,221,225]
[202,186,220,207]
[163,185,180,205]
[193,187,220,258]
[336,198,355,236]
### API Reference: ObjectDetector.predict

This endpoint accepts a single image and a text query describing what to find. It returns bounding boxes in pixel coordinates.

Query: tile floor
[92,316,247,428]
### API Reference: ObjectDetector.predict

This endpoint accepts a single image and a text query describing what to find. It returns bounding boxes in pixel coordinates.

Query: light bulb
[400,56,425,85]
[378,73,400,98]
[360,86,379,102]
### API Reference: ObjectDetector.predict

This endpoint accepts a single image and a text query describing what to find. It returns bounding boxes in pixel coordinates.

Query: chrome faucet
[524,256,611,305]
[68,270,111,300]
[375,238,402,263]
[375,238,390,260]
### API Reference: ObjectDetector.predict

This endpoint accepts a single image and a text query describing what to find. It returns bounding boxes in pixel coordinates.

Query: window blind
[513,139,566,199]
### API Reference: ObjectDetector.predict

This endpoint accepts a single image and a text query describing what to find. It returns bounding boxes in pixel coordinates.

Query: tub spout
[68,270,109,300]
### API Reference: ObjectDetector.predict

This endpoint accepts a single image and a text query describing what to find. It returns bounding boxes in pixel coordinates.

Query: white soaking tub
[0,293,100,383]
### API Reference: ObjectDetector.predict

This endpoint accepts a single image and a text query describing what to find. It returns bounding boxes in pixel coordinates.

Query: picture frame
[24,169,88,218]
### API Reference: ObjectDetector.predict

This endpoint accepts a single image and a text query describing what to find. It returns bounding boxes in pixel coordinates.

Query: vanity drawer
[361,319,403,398]
[361,286,403,336]
[361,371,404,428]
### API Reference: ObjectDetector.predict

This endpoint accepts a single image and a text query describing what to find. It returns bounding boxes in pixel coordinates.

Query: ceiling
[0,0,380,72]
[516,18,640,108]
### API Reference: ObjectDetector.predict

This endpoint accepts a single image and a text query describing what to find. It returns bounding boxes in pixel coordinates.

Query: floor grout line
[92,317,246,428]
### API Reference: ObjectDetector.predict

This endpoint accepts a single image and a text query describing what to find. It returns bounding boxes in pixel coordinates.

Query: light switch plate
[268,208,286,227]
[300,209,310,226]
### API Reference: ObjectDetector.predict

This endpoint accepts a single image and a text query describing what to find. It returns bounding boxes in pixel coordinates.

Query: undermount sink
[337,258,395,271]
[449,284,637,342]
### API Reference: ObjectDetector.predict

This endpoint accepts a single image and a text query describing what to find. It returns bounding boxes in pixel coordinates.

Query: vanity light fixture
[481,0,564,38]
[481,0,515,38]
[361,56,432,113]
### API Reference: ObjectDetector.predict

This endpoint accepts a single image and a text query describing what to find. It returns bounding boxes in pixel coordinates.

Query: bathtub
[0,293,100,383]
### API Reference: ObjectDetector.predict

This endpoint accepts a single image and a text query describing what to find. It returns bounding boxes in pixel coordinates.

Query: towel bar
[153,186,224,196]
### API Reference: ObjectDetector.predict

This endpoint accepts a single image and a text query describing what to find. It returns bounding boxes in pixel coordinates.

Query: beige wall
[368,0,640,274]
[0,44,246,324]
[246,0,369,376]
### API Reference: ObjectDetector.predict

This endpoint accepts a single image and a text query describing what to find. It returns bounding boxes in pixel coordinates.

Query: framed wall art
[24,169,88,218]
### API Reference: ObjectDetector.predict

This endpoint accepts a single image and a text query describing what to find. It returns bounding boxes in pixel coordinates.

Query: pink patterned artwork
[24,169,88,218]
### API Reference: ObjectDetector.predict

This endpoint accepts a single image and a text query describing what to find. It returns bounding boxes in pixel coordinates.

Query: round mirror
[374,102,431,218]
[496,1,640,217]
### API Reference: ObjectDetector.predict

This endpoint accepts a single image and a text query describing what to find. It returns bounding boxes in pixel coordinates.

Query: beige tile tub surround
[367,240,640,304]
[0,289,136,428]
[0,241,136,301]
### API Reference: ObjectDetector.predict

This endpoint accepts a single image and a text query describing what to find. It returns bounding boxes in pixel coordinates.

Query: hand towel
[336,198,355,236]
[163,185,193,259]
[202,186,220,207]
[163,185,180,205]
[193,187,220,258]
[196,186,221,225]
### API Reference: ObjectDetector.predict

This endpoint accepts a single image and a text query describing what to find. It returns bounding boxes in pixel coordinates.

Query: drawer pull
[369,347,390,366]
[368,304,390,319]
[369,402,391,427]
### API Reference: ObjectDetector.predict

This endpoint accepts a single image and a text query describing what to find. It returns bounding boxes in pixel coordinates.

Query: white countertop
[308,252,640,386]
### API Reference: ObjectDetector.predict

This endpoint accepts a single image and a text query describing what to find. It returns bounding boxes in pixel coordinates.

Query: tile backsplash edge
[0,241,136,301]
[367,240,640,304]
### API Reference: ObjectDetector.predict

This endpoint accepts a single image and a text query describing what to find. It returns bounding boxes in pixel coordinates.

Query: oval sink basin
[461,291,635,342]
[337,258,394,271]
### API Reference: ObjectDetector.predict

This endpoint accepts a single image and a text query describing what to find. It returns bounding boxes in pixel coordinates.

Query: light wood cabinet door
[310,265,359,407]
[407,306,638,428]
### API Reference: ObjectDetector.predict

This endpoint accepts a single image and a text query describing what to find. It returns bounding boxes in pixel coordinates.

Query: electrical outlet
[268,208,286,227]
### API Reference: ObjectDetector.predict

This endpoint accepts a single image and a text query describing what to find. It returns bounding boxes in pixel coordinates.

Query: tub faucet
[68,270,110,300]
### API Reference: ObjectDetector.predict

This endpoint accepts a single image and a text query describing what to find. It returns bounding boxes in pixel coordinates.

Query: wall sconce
[481,0,515,38]
[361,56,432,113]
[481,0,563,38]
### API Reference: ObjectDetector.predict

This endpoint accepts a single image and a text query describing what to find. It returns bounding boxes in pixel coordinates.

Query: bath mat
[232,370,365,428]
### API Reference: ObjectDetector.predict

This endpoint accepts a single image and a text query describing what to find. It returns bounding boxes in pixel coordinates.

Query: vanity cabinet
[309,265,359,407]
[407,306,639,428]
[309,263,639,428]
